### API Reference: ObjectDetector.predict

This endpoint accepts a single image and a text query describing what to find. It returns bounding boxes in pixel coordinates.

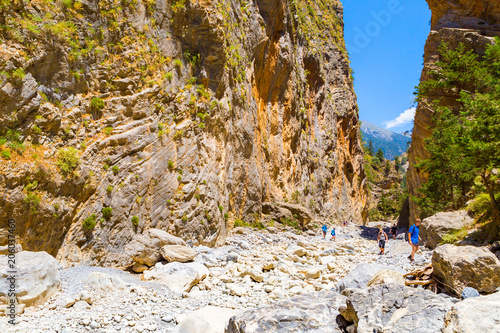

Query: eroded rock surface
[0,0,368,267]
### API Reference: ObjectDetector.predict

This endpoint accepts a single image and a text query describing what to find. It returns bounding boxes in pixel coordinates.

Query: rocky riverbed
[0,224,436,333]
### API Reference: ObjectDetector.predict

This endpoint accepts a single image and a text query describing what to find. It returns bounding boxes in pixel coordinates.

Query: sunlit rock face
[408,0,500,225]
[0,0,367,267]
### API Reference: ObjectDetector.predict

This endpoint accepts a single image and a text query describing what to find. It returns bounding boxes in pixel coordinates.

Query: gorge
[1,0,500,332]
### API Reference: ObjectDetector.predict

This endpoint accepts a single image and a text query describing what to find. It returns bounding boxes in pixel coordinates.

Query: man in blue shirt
[408,219,422,263]
[322,224,327,239]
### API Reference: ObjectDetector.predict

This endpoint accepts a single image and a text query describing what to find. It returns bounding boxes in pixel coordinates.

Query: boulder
[366,269,405,287]
[124,229,186,266]
[286,245,306,257]
[143,262,208,294]
[443,291,500,333]
[175,306,240,333]
[336,263,404,293]
[262,202,313,228]
[226,292,346,333]
[432,244,500,295]
[0,251,61,308]
[340,283,453,332]
[85,272,126,292]
[421,211,473,249]
[239,269,263,283]
[160,245,197,263]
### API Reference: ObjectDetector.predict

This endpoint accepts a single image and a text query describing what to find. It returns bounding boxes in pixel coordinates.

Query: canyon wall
[0,0,367,267]
[408,0,500,225]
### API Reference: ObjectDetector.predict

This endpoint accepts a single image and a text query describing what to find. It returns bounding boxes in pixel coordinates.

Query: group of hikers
[322,218,422,263]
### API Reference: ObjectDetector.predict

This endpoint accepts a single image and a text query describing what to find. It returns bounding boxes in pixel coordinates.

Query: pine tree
[376,148,384,161]
[414,39,500,237]
[368,140,374,156]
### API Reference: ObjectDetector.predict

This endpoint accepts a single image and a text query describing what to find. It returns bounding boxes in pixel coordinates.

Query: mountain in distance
[360,121,412,160]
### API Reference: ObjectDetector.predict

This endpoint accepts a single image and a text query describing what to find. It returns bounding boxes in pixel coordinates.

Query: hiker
[331,227,336,241]
[377,227,388,255]
[408,219,422,263]
[391,224,397,239]
[322,224,327,239]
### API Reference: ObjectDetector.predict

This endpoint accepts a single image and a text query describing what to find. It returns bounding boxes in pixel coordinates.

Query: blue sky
[342,0,431,133]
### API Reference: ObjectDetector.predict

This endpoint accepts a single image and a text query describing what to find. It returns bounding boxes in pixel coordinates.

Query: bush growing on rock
[90,97,104,110]
[82,214,97,230]
[106,185,113,194]
[101,207,112,220]
[131,216,139,226]
[56,147,80,177]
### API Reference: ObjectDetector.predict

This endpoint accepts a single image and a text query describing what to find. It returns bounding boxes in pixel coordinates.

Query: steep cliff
[0,0,367,266]
[408,0,500,225]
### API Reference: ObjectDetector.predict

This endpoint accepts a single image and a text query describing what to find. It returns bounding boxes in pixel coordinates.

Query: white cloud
[384,108,416,129]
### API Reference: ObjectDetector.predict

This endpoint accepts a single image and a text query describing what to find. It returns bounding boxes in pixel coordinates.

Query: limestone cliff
[0,0,367,267]
[408,0,500,225]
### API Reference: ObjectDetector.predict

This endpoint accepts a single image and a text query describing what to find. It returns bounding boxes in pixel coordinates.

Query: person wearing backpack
[377,228,388,255]
[322,224,327,239]
[330,227,336,241]
[408,219,422,263]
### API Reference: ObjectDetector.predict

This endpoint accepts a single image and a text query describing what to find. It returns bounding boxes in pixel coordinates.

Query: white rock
[85,272,126,292]
[174,306,240,333]
[143,262,208,294]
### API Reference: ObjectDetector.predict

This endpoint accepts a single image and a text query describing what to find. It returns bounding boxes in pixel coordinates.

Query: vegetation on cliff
[414,39,500,240]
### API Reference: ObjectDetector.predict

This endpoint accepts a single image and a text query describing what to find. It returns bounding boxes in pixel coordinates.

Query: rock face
[408,0,500,224]
[432,244,500,295]
[226,292,346,333]
[420,211,473,249]
[0,0,367,267]
[443,291,500,333]
[340,283,454,333]
[0,251,61,307]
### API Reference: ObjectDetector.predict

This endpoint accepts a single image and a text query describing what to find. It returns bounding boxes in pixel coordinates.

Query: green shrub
[219,205,223,212]
[106,185,113,193]
[8,141,25,155]
[12,68,26,82]
[103,127,113,135]
[32,125,42,134]
[173,130,183,140]
[131,215,139,226]
[24,192,41,206]
[172,0,186,12]
[165,72,173,82]
[1,150,11,160]
[82,214,97,230]
[181,214,188,222]
[174,59,183,69]
[54,203,60,210]
[280,217,301,230]
[234,219,248,227]
[112,166,119,175]
[177,175,182,182]
[168,160,174,169]
[56,147,80,176]
[101,207,113,220]
[441,228,469,245]
[90,97,105,110]
[224,213,229,220]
